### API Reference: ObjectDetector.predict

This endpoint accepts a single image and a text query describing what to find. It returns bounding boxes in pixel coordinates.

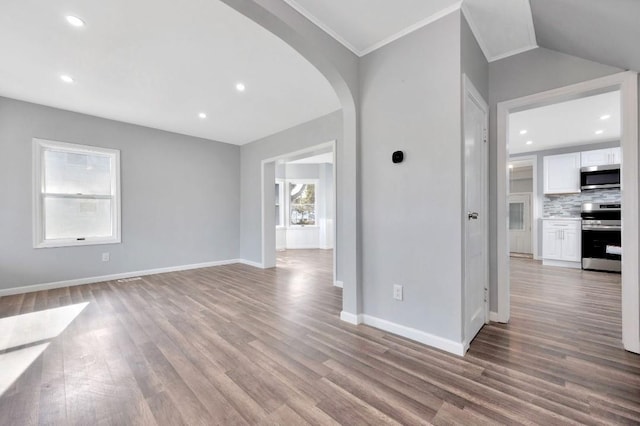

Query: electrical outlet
[102,252,110,262]
[393,284,403,301]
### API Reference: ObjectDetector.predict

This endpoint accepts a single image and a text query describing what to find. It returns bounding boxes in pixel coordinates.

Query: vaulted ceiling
[530,0,640,72]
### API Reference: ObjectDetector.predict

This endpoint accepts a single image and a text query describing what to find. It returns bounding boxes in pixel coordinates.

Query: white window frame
[287,178,319,228]
[33,138,121,248]
[275,179,285,228]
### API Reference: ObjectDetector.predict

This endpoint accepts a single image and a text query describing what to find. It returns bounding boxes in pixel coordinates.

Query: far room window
[33,138,121,248]
[289,181,316,226]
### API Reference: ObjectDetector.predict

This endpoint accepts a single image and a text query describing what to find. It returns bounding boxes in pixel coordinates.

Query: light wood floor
[0,251,638,425]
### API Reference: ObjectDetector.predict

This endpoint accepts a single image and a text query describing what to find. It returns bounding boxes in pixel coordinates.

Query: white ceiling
[0,0,340,145]
[462,0,537,61]
[283,0,463,56]
[509,91,621,154]
[284,0,537,60]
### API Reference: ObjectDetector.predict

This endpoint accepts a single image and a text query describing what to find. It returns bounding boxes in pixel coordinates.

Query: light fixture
[600,114,611,120]
[519,130,528,135]
[595,130,604,135]
[65,15,85,27]
[198,112,207,119]
[60,74,74,83]
[509,165,514,169]
[236,82,246,92]
[526,140,533,145]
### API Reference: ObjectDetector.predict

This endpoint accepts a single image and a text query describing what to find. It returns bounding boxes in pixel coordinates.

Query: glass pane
[44,149,112,195]
[509,202,524,230]
[290,183,316,225]
[44,197,113,239]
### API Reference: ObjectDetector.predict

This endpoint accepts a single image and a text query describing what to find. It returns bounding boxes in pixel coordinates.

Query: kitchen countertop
[542,217,581,221]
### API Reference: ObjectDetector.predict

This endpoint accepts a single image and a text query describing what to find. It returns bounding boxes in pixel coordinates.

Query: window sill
[35,237,121,249]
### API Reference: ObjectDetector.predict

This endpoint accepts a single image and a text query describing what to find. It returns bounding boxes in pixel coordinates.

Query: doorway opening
[496,72,639,354]
[262,141,337,288]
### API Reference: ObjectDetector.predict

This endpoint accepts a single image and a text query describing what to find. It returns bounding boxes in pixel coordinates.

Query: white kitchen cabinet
[543,153,581,194]
[542,219,581,268]
[581,147,621,167]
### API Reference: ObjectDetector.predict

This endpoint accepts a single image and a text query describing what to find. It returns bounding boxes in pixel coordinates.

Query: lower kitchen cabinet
[542,219,581,268]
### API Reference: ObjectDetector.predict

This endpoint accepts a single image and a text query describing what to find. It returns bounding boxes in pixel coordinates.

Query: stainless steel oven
[581,203,621,272]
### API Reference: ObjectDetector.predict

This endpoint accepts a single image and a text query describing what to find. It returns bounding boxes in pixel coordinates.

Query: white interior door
[509,193,532,254]
[463,76,488,350]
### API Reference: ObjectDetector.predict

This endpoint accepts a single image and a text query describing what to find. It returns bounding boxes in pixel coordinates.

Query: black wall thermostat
[392,151,404,163]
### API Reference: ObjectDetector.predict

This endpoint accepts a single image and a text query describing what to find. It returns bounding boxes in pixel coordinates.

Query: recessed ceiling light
[509,165,514,169]
[595,130,604,135]
[600,114,611,120]
[236,82,246,92]
[65,15,85,27]
[526,140,533,145]
[60,74,74,83]
[519,130,528,135]
[198,112,207,119]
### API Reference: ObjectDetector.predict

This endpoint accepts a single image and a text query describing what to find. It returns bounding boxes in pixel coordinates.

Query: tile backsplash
[543,188,621,217]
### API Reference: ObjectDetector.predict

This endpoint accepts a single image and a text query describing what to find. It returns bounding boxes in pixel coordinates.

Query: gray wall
[488,47,623,309]
[461,14,489,102]
[359,12,464,342]
[276,163,320,179]
[239,111,341,263]
[0,97,240,290]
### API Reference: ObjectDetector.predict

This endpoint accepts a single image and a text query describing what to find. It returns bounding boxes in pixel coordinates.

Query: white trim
[334,280,344,288]
[359,2,463,56]
[461,3,538,63]
[496,71,640,353]
[32,138,121,248]
[541,259,582,269]
[340,311,362,325]
[283,0,462,57]
[621,72,640,354]
[362,315,465,356]
[489,311,500,322]
[0,259,241,297]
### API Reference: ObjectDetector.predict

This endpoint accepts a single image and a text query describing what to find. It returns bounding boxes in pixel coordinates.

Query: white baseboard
[340,311,362,325]
[0,258,244,297]
[334,280,344,288]
[362,314,466,356]
[236,259,265,269]
[542,259,581,269]
[489,311,500,322]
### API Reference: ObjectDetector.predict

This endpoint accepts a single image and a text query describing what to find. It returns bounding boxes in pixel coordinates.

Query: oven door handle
[582,225,622,231]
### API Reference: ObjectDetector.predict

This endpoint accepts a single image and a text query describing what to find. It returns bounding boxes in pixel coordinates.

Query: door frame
[508,155,539,259]
[260,140,337,286]
[462,74,489,351]
[496,71,639,354]
[508,192,533,255]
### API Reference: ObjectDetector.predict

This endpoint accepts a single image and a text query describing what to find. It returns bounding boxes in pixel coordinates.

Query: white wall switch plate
[102,252,110,262]
[393,284,403,301]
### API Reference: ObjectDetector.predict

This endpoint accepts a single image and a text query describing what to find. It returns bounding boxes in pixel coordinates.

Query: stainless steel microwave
[580,164,621,190]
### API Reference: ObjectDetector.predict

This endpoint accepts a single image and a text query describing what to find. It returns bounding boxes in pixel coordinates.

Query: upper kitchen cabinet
[543,152,581,194]
[581,147,621,167]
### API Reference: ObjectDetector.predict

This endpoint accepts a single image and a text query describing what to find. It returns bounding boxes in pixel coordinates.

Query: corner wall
[0,97,240,291]
[359,11,464,343]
